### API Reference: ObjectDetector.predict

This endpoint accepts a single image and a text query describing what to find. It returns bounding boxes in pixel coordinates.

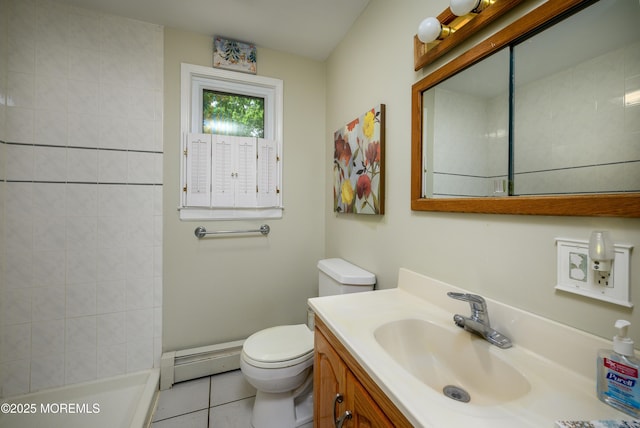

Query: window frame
[179,63,284,220]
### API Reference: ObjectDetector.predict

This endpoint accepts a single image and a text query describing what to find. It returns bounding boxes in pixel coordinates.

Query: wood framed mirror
[411,0,640,217]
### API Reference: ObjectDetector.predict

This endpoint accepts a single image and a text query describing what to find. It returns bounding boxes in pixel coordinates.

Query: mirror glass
[512,0,640,196]
[423,48,509,198]
[420,0,640,200]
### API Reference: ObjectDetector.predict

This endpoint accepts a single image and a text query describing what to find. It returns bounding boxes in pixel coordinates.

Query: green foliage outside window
[203,90,265,137]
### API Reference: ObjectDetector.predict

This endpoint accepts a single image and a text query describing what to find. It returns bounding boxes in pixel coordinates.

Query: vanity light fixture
[450,0,496,16]
[417,17,454,43]
[417,0,497,43]
[589,230,615,274]
[414,0,522,70]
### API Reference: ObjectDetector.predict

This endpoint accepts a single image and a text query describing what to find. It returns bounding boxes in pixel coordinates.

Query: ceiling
[54,0,370,61]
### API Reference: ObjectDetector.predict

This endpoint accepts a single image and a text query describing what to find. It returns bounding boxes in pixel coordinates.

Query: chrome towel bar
[194,224,270,239]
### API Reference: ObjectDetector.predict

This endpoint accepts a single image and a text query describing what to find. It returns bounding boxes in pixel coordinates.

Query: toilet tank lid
[317,258,376,285]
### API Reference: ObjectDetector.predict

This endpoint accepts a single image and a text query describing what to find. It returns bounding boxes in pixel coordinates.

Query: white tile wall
[0,22,7,391]
[433,87,509,197]
[432,40,640,197]
[514,41,640,195]
[0,0,163,398]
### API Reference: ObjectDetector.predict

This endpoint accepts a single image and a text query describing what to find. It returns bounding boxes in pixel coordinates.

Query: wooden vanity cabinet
[346,371,394,427]
[314,317,412,428]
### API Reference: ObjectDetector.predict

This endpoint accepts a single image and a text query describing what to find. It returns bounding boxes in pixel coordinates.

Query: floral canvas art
[334,104,385,214]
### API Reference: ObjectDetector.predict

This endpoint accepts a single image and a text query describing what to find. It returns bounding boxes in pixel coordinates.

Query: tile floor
[151,370,256,428]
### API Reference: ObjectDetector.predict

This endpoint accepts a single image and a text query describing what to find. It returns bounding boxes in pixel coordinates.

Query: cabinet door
[314,329,347,428]
[346,371,394,428]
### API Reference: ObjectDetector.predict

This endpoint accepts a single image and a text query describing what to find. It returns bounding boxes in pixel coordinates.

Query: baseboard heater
[160,340,245,390]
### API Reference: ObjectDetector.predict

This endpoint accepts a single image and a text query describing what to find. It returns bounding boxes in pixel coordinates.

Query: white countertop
[308,268,636,428]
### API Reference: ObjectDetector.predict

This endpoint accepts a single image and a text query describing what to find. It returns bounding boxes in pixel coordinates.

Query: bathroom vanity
[314,316,412,427]
[309,268,637,427]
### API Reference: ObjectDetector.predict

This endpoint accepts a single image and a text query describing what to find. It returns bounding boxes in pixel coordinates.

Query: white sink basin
[308,269,634,427]
[374,318,531,405]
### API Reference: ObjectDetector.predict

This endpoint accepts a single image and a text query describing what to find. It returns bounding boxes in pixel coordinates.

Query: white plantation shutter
[257,138,278,207]
[185,133,211,207]
[182,133,281,215]
[236,137,257,207]
[211,135,235,206]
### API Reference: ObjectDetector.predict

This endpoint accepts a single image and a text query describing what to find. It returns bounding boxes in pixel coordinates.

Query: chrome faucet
[447,292,512,349]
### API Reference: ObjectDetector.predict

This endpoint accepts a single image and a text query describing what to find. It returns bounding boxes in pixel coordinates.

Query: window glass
[202,90,265,137]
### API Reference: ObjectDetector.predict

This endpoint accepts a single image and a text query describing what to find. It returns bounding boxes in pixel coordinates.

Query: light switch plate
[555,237,633,307]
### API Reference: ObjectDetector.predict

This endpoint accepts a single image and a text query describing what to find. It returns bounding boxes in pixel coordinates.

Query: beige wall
[162,0,640,353]
[163,28,326,351]
[325,0,640,343]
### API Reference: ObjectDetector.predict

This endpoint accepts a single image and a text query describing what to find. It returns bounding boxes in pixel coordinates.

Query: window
[202,91,264,137]
[180,63,283,220]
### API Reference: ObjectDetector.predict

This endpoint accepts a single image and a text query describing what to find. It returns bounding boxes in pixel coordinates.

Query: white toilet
[240,258,376,428]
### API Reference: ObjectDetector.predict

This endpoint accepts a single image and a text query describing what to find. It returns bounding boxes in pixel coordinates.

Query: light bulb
[589,230,615,272]
[450,0,481,16]
[418,17,443,43]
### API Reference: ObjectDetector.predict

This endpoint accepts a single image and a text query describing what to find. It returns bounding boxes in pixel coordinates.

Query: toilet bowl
[240,258,376,428]
[240,324,314,428]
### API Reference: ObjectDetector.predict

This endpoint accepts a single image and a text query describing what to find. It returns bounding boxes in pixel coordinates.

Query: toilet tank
[317,258,376,297]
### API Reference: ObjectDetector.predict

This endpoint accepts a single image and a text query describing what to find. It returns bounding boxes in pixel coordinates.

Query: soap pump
[614,320,634,356]
[597,320,640,417]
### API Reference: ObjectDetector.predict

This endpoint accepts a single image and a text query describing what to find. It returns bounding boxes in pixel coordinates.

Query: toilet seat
[243,324,314,369]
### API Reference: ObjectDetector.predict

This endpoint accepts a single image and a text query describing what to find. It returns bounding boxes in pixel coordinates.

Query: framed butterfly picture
[213,37,257,74]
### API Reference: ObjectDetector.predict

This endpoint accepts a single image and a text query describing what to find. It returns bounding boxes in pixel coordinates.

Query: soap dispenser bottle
[597,320,640,417]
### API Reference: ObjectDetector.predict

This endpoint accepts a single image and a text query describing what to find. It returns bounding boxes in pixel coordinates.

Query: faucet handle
[447,292,485,305]
[447,292,489,321]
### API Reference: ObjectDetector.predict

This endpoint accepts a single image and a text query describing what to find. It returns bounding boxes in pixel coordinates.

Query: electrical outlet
[595,270,612,287]
[555,237,633,307]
